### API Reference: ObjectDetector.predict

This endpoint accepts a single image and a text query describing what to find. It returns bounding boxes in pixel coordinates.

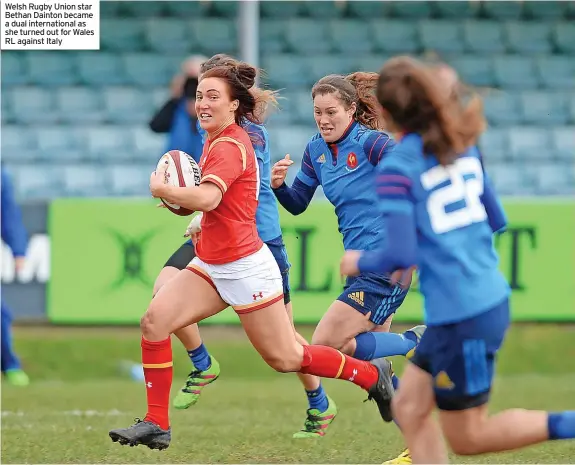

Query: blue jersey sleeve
[245,124,267,164]
[295,143,320,188]
[357,160,417,273]
[476,149,507,234]
[273,178,316,215]
[1,169,28,257]
[362,132,395,167]
[375,154,416,216]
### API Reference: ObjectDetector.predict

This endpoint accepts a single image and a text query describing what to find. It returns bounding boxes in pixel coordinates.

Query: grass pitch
[2,324,575,463]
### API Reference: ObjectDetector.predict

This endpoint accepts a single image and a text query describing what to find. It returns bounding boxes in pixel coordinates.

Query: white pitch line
[1,409,128,417]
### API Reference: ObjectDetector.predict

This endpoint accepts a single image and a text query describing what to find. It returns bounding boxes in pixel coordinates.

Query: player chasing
[109,61,396,451]
[271,72,425,443]
[380,61,473,465]
[340,56,575,464]
[152,54,339,438]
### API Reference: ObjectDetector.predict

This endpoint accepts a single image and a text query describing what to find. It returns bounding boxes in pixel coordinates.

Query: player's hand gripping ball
[150,150,201,216]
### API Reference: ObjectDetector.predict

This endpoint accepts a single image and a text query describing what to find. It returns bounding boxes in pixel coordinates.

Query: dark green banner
[48,199,575,324]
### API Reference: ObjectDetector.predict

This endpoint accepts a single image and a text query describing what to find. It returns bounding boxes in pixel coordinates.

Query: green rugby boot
[173,357,220,409]
[4,369,30,386]
[292,396,338,438]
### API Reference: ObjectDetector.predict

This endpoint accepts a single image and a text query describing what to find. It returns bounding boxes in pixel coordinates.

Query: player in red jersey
[109,63,395,451]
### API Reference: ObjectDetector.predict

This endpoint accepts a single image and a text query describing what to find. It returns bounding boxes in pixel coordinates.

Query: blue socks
[188,343,211,371]
[354,331,417,360]
[392,374,400,390]
[306,384,329,412]
[391,374,401,429]
[548,411,575,440]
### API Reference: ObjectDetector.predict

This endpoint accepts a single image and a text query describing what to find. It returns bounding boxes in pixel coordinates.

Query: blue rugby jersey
[294,121,395,251]
[362,133,510,325]
[197,120,282,242]
[1,168,28,257]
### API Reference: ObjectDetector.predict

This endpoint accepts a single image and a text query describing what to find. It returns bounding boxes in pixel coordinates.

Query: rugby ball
[156,150,202,216]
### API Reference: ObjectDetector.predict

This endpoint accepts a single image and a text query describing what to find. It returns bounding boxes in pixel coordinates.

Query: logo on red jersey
[346,152,358,170]
[252,291,264,301]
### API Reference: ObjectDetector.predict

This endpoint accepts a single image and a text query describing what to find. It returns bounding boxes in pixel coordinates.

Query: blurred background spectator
[149,55,207,160]
[1,167,30,386]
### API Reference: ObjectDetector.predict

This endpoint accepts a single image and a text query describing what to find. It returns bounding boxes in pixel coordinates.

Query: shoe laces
[182,369,203,393]
[301,410,322,432]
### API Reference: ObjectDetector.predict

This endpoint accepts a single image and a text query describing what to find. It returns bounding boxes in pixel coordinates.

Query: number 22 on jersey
[421,157,487,234]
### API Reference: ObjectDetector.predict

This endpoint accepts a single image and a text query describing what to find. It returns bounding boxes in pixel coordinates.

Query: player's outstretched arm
[482,174,507,234]
[272,149,319,215]
[477,148,507,234]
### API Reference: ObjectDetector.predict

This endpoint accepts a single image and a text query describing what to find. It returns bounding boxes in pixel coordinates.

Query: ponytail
[376,56,486,165]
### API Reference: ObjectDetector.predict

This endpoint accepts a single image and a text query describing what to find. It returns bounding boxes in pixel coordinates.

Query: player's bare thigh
[311,300,379,351]
[153,266,179,296]
[142,269,227,341]
[155,268,204,349]
[239,300,304,373]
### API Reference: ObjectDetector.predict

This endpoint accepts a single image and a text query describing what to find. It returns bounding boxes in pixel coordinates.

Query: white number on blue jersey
[421,157,487,234]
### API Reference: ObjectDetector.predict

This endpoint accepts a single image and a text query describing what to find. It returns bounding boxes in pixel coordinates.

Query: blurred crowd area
[1,0,574,199]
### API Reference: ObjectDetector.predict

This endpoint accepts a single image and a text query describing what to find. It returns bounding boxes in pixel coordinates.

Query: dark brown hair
[311,73,384,130]
[376,56,486,165]
[200,54,278,124]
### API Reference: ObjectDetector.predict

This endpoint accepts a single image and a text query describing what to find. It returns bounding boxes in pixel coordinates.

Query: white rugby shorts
[186,244,284,313]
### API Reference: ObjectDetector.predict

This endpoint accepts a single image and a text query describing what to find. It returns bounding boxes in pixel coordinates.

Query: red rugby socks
[300,345,378,390]
[141,336,173,430]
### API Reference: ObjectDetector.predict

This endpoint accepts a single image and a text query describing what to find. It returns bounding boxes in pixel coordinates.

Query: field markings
[2,409,128,417]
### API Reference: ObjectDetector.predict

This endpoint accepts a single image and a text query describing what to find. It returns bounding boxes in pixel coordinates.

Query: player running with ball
[152,54,337,438]
[340,56,575,463]
[109,61,395,451]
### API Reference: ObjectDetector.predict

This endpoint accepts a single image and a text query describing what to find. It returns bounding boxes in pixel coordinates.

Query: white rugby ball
[156,150,202,216]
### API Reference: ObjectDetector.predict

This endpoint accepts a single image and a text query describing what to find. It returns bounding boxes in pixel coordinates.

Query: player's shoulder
[210,126,251,158]
[378,134,423,177]
[304,132,325,155]
[463,145,482,161]
[356,125,393,146]
[219,124,251,145]
[242,120,268,151]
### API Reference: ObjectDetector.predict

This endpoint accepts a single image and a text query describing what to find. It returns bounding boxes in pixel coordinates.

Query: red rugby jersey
[196,123,263,264]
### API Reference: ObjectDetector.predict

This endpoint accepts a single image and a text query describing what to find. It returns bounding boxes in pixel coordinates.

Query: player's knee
[263,355,298,373]
[311,330,344,350]
[261,347,301,373]
[445,432,484,456]
[392,394,422,426]
[141,298,168,335]
[339,339,355,355]
[140,310,153,333]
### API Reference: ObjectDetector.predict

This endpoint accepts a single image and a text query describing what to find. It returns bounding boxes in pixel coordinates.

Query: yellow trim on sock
[142,362,173,369]
[334,351,346,379]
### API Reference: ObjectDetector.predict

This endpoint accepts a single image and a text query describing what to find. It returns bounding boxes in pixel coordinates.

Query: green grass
[2,325,575,463]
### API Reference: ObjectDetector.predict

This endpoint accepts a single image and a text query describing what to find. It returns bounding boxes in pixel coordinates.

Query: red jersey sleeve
[200,138,248,194]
